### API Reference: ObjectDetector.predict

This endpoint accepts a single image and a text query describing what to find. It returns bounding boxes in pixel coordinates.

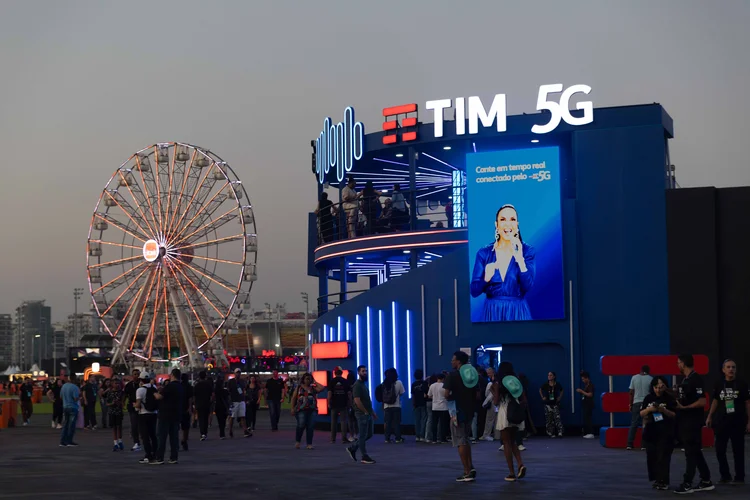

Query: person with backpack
[135,375,159,464]
[154,369,184,464]
[411,369,429,442]
[328,367,351,443]
[492,362,527,482]
[291,372,325,449]
[378,368,405,443]
[443,351,479,483]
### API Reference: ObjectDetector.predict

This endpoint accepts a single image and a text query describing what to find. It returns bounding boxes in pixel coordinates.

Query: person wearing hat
[492,362,527,482]
[443,351,479,483]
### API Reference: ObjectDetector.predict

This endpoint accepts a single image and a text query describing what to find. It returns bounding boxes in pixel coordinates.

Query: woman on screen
[470,205,535,321]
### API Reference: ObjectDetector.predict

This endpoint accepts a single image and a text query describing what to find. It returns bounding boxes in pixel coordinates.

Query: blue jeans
[425,402,434,441]
[268,399,281,430]
[60,408,78,445]
[156,418,180,462]
[384,407,402,441]
[295,410,315,445]
[414,406,427,440]
[348,414,373,457]
[627,404,642,447]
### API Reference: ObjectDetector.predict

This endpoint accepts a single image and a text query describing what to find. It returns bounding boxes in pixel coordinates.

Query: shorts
[230,401,246,419]
[451,419,472,447]
[181,412,191,431]
[108,413,123,427]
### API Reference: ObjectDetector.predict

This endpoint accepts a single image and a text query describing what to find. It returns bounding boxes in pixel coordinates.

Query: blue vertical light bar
[367,307,373,402]
[406,309,412,397]
[338,316,342,341]
[324,325,328,342]
[392,301,398,373]
[378,310,384,383]
[346,322,351,341]
[355,315,361,368]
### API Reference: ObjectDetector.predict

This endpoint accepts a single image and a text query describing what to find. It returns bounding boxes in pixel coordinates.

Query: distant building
[0,314,13,370]
[12,300,52,370]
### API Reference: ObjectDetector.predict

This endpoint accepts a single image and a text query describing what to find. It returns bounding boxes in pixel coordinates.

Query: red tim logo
[382,104,418,145]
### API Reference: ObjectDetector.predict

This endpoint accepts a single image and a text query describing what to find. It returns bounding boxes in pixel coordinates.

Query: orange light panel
[312,370,328,386]
[311,341,349,359]
[402,117,417,127]
[382,135,397,145]
[402,131,417,142]
[316,397,328,415]
[382,121,398,131]
[383,103,418,116]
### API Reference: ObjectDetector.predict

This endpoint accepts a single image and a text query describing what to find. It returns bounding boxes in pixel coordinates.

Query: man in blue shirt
[627,365,653,450]
[60,374,81,447]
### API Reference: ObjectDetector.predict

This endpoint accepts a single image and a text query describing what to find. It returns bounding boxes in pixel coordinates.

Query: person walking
[444,351,479,483]
[180,373,194,450]
[193,371,213,441]
[48,379,64,430]
[706,358,749,485]
[245,375,261,435]
[492,363,527,482]
[480,367,497,441]
[135,375,159,464]
[106,378,125,451]
[627,365,653,450]
[214,375,230,440]
[411,369,429,442]
[291,372,325,449]
[381,368,405,444]
[346,365,377,464]
[227,369,248,438]
[674,354,714,494]
[328,368,351,443]
[154,369,184,465]
[59,374,81,447]
[265,371,286,432]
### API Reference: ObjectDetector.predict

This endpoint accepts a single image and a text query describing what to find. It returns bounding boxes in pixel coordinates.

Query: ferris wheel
[86,143,257,368]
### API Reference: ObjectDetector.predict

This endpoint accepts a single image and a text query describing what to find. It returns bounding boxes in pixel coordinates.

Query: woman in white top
[492,363,527,482]
[426,373,449,443]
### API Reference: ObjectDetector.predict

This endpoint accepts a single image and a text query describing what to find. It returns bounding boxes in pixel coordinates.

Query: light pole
[73,288,83,342]
[301,292,310,370]
[35,334,41,369]
[264,302,272,352]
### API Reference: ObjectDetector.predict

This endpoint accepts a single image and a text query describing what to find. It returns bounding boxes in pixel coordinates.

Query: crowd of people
[11,353,748,492]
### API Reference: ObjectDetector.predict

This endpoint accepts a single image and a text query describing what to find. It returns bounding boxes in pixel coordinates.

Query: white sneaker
[132,444,142,452]
[55,424,62,430]
[583,434,595,439]
[482,436,494,442]
[518,444,527,451]
[23,422,28,426]
[51,421,56,429]
[498,445,504,451]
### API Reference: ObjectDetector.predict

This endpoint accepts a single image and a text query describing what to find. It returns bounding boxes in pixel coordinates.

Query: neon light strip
[338,316,342,341]
[324,325,328,342]
[315,228,465,252]
[416,187,449,198]
[346,321,351,341]
[392,302,397,373]
[379,310,384,385]
[407,309,412,398]
[425,252,443,258]
[373,158,409,166]
[315,239,468,263]
[367,307,373,402]
[418,165,453,176]
[355,315,361,368]
[421,152,459,170]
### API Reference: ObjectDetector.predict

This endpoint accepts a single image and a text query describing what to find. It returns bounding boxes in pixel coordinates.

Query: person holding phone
[470,205,536,322]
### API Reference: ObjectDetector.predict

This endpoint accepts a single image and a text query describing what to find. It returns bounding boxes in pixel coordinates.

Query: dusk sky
[1,0,748,322]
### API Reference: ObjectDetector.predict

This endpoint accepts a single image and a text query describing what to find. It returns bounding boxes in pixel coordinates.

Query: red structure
[599,354,714,448]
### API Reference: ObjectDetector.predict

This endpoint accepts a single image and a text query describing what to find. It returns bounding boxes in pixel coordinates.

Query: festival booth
[599,354,713,448]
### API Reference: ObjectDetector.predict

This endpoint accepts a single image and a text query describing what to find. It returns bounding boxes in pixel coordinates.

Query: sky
[0,0,748,322]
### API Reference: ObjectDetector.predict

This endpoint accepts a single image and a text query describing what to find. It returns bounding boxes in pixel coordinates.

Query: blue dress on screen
[470,242,536,322]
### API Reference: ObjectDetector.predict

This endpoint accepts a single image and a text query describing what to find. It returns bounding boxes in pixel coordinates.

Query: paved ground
[0,413,747,499]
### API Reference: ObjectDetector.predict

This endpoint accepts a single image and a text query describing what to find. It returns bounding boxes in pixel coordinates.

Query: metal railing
[314,191,461,246]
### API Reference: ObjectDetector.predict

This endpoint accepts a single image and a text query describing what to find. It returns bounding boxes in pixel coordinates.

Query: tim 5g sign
[426,84,593,137]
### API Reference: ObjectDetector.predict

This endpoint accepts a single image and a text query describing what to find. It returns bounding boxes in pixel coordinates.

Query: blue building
[307,98,676,431]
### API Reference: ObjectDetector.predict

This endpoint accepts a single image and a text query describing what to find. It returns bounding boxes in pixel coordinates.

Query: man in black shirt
[706,358,749,484]
[124,369,142,451]
[411,369,429,442]
[82,378,97,429]
[193,371,213,441]
[265,371,286,431]
[227,369,249,438]
[328,368,351,443]
[674,354,714,494]
[180,374,194,451]
[443,351,479,483]
[154,369,184,464]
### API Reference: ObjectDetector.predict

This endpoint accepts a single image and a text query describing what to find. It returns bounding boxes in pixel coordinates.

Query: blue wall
[312,109,672,430]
